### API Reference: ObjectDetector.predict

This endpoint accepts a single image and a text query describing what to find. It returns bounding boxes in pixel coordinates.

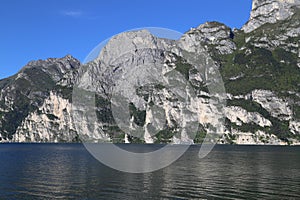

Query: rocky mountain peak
[183,21,236,55]
[20,55,81,82]
[1,2,300,144]
[192,22,233,36]
[26,54,80,70]
[98,29,174,65]
[242,0,299,33]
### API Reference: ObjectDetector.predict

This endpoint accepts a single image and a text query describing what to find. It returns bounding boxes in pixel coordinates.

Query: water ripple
[0,144,299,199]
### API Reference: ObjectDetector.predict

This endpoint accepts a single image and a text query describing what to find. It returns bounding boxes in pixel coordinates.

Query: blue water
[0,144,299,199]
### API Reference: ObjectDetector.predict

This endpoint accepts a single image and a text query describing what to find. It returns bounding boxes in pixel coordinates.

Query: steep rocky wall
[0,0,299,145]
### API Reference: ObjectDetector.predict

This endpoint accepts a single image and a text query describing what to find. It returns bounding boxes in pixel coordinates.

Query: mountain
[0,0,299,144]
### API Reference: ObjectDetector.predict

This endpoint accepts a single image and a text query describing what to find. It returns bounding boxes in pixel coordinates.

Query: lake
[0,144,299,199]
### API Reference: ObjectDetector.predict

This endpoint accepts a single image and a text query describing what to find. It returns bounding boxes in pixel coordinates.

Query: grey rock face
[243,8,299,55]
[225,106,272,127]
[0,0,300,145]
[0,55,80,141]
[184,22,236,55]
[72,29,224,144]
[13,91,109,142]
[242,0,299,33]
[98,30,175,64]
[251,90,293,120]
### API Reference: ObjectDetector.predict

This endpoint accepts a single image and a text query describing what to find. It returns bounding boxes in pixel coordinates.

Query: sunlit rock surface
[0,0,299,145]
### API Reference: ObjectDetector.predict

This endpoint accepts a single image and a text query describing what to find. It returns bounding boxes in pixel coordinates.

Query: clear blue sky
[0,0,252,79]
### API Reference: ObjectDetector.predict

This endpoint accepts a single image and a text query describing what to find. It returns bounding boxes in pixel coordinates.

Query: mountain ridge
[0,0,299,144]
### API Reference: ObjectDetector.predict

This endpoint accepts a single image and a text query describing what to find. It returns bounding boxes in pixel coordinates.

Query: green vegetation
[193,124,207,143]
[1,9,299,143]
[0,93,36,140]
[46,114,58,121]
[0,76,14,89]
[154,84,165,90]
[24,67,55,91]
[127,135,145,144]
[174,57,193,80]
[55,86,73,101]
[220,10,300,97]
[155,127,177,143]
[128,102,146,127]
[95,95,114,124]
[217,12,300,141]
[227,99,270,117]
[226,133,237,144]
[227,98,298,140]
[0,64,64,139]
[220,46,298,95]
[72,134,82,143]
[105,126,125,143]
[136,84,165,102]
[294,105,300,119]
[111,133,125,143]
[268,118,294,141]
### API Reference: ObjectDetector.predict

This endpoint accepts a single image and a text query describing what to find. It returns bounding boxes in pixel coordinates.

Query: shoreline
[1,142,300,146]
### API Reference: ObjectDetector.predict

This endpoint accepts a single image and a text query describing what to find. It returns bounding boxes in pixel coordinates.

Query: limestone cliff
[0,0,299,145]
